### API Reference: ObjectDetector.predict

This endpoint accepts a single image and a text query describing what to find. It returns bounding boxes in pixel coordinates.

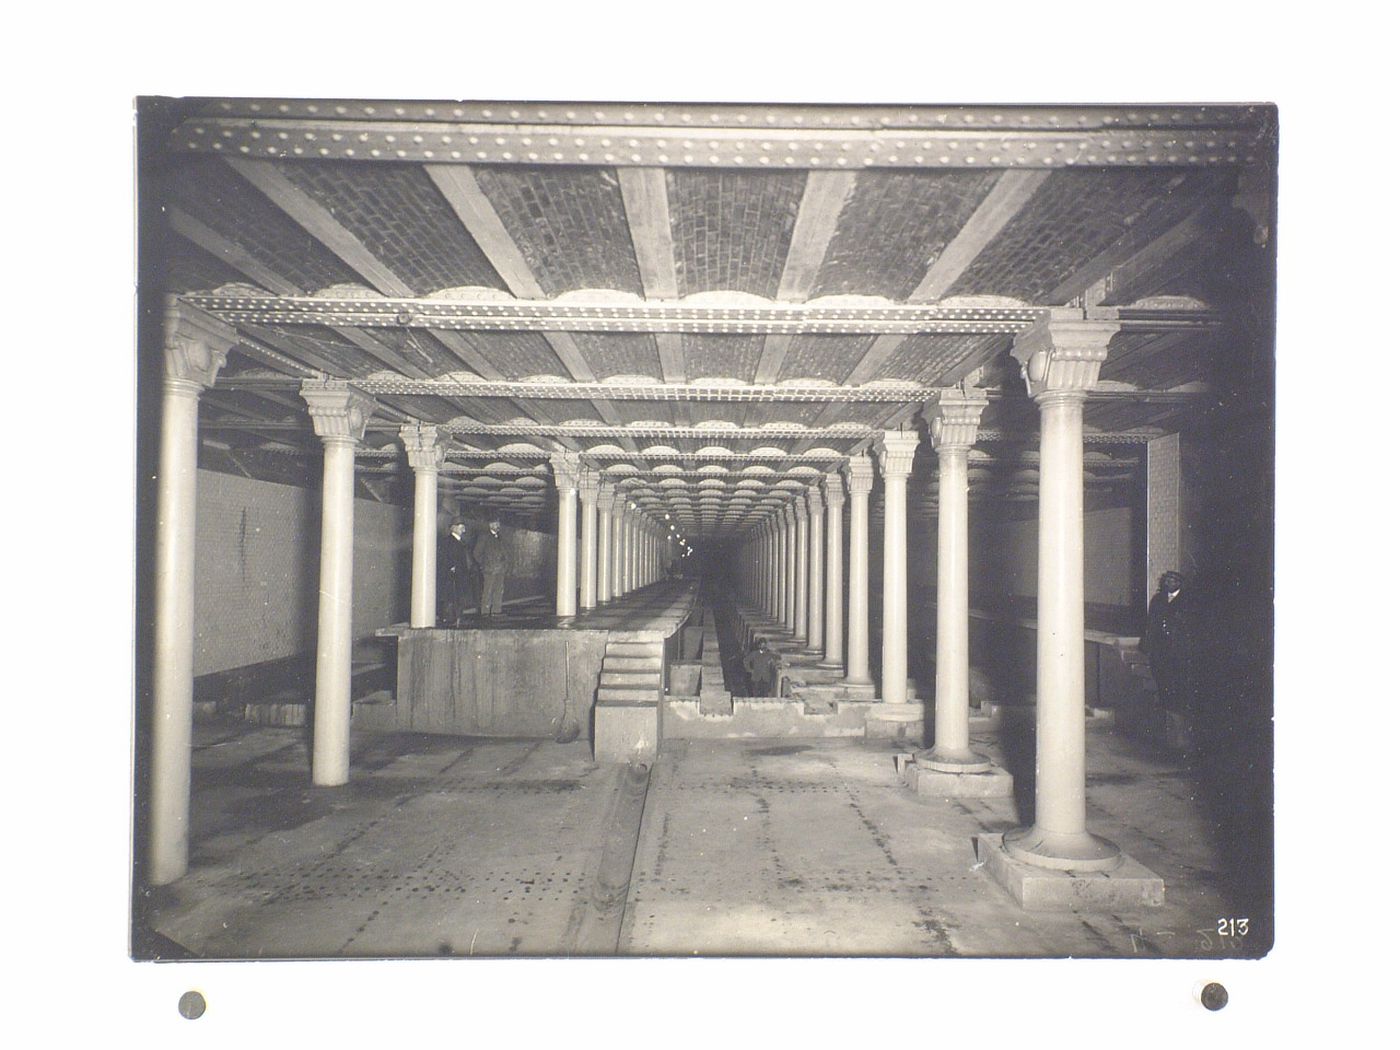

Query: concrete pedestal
[905,763,1014,799]
[977,833,1164,911]
[914,748,994,774]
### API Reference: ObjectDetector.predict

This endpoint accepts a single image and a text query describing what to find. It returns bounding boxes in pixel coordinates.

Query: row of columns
[150,300,1121,884]
[545,452,670,618]
[735,308,1124,872]
[152,304,385,884]
[149,305,677,885]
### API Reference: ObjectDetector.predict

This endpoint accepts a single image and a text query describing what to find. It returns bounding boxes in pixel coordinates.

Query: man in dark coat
[1141,571,1192,713]
[438,520,476,626]
[742,638,783,696]
[742,639,770,695]
[473,518,510,617]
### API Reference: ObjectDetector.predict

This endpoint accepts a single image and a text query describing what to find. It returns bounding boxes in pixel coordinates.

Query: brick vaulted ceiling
[146,99,1276,542]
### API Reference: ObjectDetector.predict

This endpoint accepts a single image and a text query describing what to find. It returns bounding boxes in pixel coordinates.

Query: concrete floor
[139,715,1266,959]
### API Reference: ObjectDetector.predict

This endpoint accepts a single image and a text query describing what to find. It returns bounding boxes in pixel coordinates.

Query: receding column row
[151,305,391,883]
[150,299,1133,892]
[546,470,671,617]
[148,303,673,884]
[734,312,1133,880]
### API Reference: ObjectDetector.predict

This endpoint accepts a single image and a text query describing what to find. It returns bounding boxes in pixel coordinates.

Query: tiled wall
[192,471,559,676]
[1146,433,1181,591]
[192,470,411,676]
[969,504,1135,609]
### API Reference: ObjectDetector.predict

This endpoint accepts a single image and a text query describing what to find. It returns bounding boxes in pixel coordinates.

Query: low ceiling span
[147,99,1275,542]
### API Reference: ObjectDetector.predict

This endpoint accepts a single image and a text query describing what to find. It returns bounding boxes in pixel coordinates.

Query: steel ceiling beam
[171,104,1273,170]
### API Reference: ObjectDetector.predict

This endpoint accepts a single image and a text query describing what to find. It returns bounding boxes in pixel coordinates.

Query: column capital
[783,501,799,525]
[549,451,582,490]
[1011,307,1121,401]
[301,379,376,444]
[924,387,989,453]
[877,429,920,479]
[823,472,846,508]
[598,480,617,504]
[578,466,600,503]
[806,484,824,516]
[399,423,445,471]
[162,298,236,392]
[845,451,875,496]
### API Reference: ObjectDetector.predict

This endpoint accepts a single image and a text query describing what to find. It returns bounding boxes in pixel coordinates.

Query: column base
[903,760,1013,798]
[914,746,993,774]
[978,833,1164,911]
[840,680,877,700]
[1002,825,1122,872]
[815,659,843,670]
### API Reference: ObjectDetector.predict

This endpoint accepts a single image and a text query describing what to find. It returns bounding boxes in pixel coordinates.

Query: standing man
[474,518,510,618]
[742,638,770,696]
[1141,570,1192,715]
[438,519,476,626]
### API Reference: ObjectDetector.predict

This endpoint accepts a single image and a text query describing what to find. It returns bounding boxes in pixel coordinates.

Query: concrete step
[605,641,660,658]
[601,671,662,689]
[597,686,660,703]
[607,656,663,673]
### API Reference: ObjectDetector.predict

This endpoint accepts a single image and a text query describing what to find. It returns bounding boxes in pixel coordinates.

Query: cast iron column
[819,472,845,669]
[804,484,825,653]
[597,482,615,603]
[844,453,875,688]
[550,453,581,617]
[1003,309,1124,871]
[578,467,600,610]
[916,390,993,771]
[401,424,444,629]
[793,498,809,643]
[302,380,377,787]
[149,301,234,885]
[784,503,799,632]
[772,520,784,624]
[876,430,920,709]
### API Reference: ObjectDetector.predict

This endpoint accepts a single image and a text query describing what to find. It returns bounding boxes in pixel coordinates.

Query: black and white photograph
[14,6,1392,1042]
[130,96,1276,964]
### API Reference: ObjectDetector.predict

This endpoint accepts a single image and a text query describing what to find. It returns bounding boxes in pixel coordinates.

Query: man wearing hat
[1141,570,1192,714]
[438,519,476,626]
[473,518,510,618]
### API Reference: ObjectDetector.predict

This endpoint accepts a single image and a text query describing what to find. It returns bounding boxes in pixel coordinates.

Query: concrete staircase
[597,637,664,703]
[594,635,666,762]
